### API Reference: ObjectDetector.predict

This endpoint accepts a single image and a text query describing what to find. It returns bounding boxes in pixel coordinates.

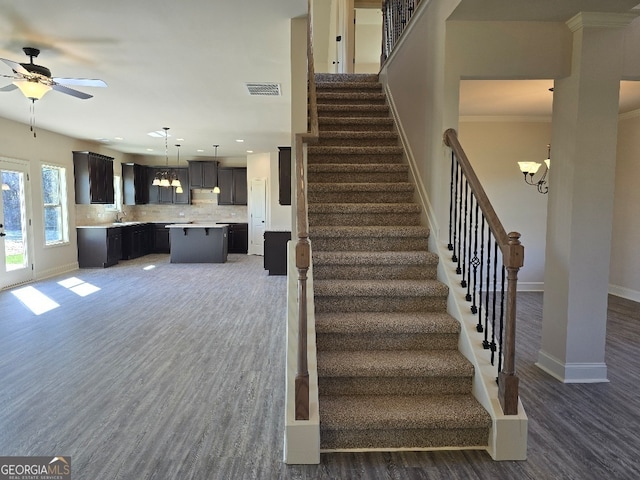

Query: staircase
[308,73,491,451]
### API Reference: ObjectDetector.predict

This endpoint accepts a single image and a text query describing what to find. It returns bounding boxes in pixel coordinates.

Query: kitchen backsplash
[76,193,248,226]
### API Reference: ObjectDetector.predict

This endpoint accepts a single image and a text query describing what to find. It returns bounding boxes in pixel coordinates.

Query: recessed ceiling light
[148,130,171,138]
[246,150,254,154]
[197,149,204,153]
[146,148,154,152]
[177,138,185,141]
[114,136,124,141]
[236,139,244,143]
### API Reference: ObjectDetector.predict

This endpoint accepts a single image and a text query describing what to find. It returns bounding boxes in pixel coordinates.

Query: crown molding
[567,12,638,32]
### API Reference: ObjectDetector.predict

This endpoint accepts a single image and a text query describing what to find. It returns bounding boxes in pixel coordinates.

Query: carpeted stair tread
[313,250,437,266]
[318,130,398,141]
[317,350,473,378]
[318,116,395,128]
[309,203,420,214]
[315,312,460,335]
[308,145,403,155]
[308,182,413,192]
[316,81,382,91]
[310,225,429,239]
[316,73,379,83]
[314,279,448,297]
[319,394,492,431]
[317,92,386,102]
[308,163,407,173]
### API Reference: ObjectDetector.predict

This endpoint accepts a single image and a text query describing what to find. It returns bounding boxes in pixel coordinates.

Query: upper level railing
[443,128,523,415]
[382,0,422,64]
[294,0,319,421]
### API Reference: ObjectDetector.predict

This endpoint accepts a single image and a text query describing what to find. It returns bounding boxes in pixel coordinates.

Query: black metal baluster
[451,159,459,263]
[448,152,455,251]
[483,234,491,349]
[490,241,499,365]
[476,215,485,332]
[461,180,469,287]
[469,199,479,306]
[456,169,464,274]
[465,190,474,297]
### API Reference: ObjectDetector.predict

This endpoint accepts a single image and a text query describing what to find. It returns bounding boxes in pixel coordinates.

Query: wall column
[537,12,636,382]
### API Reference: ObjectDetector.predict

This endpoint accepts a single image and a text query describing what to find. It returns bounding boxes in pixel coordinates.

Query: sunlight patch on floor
[11,286,59,315]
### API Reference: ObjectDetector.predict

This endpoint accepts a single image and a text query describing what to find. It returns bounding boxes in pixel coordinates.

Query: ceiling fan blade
[53,77,107,88]
[0,83,18,92]
[0,57,30,76]
[52,83,93,99]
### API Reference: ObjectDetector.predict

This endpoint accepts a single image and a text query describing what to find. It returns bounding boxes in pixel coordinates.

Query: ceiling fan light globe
[14,80,51,100]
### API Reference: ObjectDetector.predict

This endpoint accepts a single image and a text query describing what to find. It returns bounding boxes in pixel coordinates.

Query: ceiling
[1,0,640,160]
[0,0,307,159]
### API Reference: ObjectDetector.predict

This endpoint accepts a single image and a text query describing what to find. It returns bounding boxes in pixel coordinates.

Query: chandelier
[152,127,181,189]
[518,144,550,194]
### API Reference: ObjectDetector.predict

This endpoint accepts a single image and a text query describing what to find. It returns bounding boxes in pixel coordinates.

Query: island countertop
[165,223,228,228]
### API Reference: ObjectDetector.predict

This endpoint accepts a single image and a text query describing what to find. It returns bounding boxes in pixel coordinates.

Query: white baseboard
[36,262,79,282]
[536,350,609,383]
[608,284,640,303]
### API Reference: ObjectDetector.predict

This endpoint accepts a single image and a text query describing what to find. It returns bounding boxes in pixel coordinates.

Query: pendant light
[174,144,184,194]
[153,127,176,187]
[212,144,221,194]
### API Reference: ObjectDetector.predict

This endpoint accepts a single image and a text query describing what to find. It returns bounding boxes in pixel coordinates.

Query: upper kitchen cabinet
[217,167,247,205]
[188,161,218,189]
[73,151,114,204]
[122,163,148,205]
[278,146,291,206]
[147,167,190,205]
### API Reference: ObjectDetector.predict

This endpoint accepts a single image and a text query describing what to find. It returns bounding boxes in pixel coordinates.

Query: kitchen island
[166,224,228,263]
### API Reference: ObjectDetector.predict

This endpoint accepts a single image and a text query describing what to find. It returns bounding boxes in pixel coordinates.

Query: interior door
[249,178,266,256]
[1,159,33,290]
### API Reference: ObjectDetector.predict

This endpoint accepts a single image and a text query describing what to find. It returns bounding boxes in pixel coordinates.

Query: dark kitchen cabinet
[217,168,247,205]
[77,227,122,268]
[121,223,150,260]
[264,231,291,275]
[151,223,171,253]
[217,222,248,254]
[148,167,190,204]
[73,151,114,204]
[188,161,218,189]
[122,163,148,205]
[278,146,291,206]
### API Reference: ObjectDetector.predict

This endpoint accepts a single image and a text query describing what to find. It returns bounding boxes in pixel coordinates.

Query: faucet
[114,211,126,223]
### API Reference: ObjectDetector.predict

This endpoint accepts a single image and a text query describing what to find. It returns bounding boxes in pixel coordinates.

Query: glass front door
[1,160,32,289]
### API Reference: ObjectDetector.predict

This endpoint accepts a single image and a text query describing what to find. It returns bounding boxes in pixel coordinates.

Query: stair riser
[318,121,394,132]
[311,237,429,252]
[317,107,390,118]
[314,296,448,313]
[320,427,490,450]
[308,192,414,204]
[316,74,379,83]
[308,154,403,164]
[318,376,471,396]
[316,332,458,351]
[313,264,437,281]
[317,96,387,106]
[316,136,399,147]
[308,172,408,183]
[309,213,421,226]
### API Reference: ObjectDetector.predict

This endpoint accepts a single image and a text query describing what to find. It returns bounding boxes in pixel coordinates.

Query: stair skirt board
[309,73,492,454]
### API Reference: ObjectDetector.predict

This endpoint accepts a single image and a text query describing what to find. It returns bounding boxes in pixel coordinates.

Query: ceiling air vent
[246,82,281,96]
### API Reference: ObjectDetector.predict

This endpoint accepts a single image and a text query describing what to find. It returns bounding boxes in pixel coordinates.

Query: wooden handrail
[294,0,320,421]
[443,128,522,415]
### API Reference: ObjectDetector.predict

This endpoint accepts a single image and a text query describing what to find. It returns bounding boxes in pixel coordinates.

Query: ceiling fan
[0,46,106,101]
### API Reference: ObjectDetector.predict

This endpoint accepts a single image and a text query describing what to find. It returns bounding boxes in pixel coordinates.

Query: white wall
[611,112,640,300]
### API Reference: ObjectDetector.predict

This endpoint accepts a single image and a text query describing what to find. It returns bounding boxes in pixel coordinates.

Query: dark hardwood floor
[0,254,638,479]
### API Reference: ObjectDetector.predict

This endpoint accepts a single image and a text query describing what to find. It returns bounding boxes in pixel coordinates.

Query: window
[42,164,69,245]
[105,175,122,211]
